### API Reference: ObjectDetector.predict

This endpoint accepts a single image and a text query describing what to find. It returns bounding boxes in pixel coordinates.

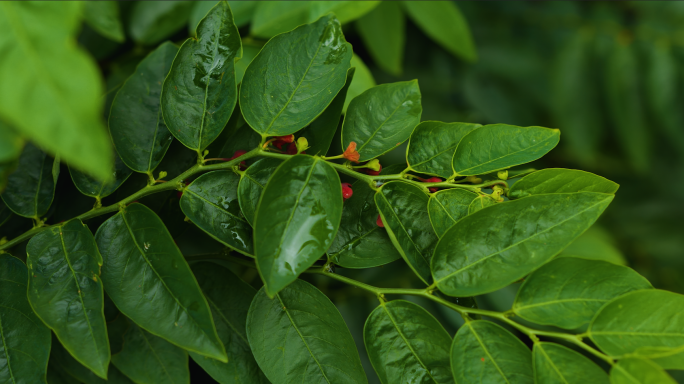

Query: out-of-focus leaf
[610,358,676,384]
[0,121,24,163]
[427,188,478,237]
[306,1,380,24]
[128,1,194,45]
[235,43,261,85]
[356,1,405,76]
[533,342,609,383]
[344,54,376,113]
[83,1,125,42]
[190,1,257,35]
[559,226,626,265]
[407,121,481,178]
[250,1,309,39]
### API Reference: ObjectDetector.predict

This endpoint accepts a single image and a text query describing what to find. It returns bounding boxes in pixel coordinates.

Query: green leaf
[451,320,533,383]
[206,106,261,159]
[0,119,25,163]
[533,342,609,384]
[162,1,242,153]
[356,1,405,76]
[68,149,132,200]
[374,181,438,285]
[559,226,626,265]
[344,54,376,113]
[253,155,342,296]
[452,124,560,177]
[432,192,613,297]
[94,203,227,362]
[109,42,178,174]
[364,300,452,384]
[110,316,189,384]
[0,254,51,384]
[235,43,261,85]
[589,290,684,369]
[190,263,268,384]
[128,1,194,45]
[509,169,619,199]
[46,359,80,384]
[0,200,12,227]
[402,1,477,62]
[83,1,125,43]
[514,257,651,330]
[467,194,498,215]
[610,358,677,384]
[246,279,367,384]
[50,337,133,384]
[26,219,109,378]
[407,121,481,178]
[1,143,59,219]
[237,158,282,226]
[180,170,253,256]
[250,1,310,39]
[296,67,355,156]
[342,81,422,162]
[190,1,256,35]
[241,14,352,137]
[306,1,381,24]
[328,180,401,268]
[427,188,478,238]
[0,2,113,180]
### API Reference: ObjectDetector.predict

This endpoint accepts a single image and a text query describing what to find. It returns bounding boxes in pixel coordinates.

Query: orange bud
[343,142,360,163]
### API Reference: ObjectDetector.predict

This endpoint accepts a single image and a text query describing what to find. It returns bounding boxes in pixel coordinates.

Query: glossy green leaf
[250,1,310,39]
[533,342,609,384]
[206,105,261,160]
[610,358,676,384]
[128,1,194,45]
[246,279,367,384]
[342,81,422,162]
[83,1,124,43]
[94,203,227,362]
[162,1,242,153]
[589,290,684,369]
[375,181,438,284]
[427,188,478,238]
[50,338,133,384]
[241,14,352,137]
[0,2,114,181]
[190,1,256,35]
[237,158,282,226]
[407,121,481,178]
[69,149,132,200]
[329,180,401,268]
[514,257,651,329]
[356,1,405,76]
[344,54,376,113]
[0,254,51,384]
[559,226,626,265]
[180,170,253,256]
[0,120,25,163]
[1,143,59,219]
[402,1,477,62]
[432,192,614,297]
[468,195,498,215]
[452,124,560,177]
[109,42,178,174]
[110,316,189,384]
[190,263,268,384]
[364,300,452,384]
[509,169,619,199]
[26,219,109,378]
[296,67,355,156]
[451,320,533,383]
[254,155,342,296]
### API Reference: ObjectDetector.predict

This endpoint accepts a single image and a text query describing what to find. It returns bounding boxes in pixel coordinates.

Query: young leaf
[427,189,478,237]
[0,254,51,384]
[364,300,452,383]
[253,155,342,296]
[50,337,133,384]
[110,316,189,384]
[95,203,227,362]
[296,67,355,156]
[0,2,114,181]
[26,219,110,379]
[109,42,178,174]
[432,192,613,297]
[246,279,367,384]
[241,14,352,136]
[68,149,132,200]
[610,358,677,384]
[513,257,651,329]
[344,54,376,113]
[375,181,438,285]
[180,170,253,256]
[407,121,481,178]
[452,124,560,176]
[589,290,684,369]
[533,342,609,384]
[451,320,533,383]
[237,158,282,226]
[467,195,497,215]
[402,1,477,62]
[83,1,125,43]
[342,81,422,162]
[1,143,59,219]
[509,168,619,199]
[128,1,194,45]
[190,263,268,384]
[162,1,242,153]
[328,180,401,268]
[356,1,405,76]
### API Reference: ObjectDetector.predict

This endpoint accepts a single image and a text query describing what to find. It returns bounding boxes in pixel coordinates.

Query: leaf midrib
[355,92,412,156]
[537,345,569,384]
[197,5,226,151]
[468,323,509,383]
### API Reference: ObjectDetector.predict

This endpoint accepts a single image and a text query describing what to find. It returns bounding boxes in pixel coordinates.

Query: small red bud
[376,215,384,227]
[177,191,183,199]
[366,163,382,176]
[341,183,353,200]
[287,142,298,155]
[273,139,288,149]
[275,135,295,143]
[229,150,248,169]
[425,177,442,193]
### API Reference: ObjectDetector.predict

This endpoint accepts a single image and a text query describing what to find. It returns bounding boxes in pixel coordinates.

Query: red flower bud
[424,177,442,193]
[366,163,382,176]
[275,135,295,143]
[341,183,353,200]
[287,142,298,155]
[230,150,248,169]
[273,139,289,149]
[343,142,360,163]
[376,214,384,227]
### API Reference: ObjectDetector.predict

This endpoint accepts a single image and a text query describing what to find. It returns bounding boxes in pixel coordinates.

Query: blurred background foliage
[2,1,684,382]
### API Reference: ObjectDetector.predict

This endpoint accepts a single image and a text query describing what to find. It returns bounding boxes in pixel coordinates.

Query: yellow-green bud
[497,170,508,180]
[158,171,168,180]
[366,159,381,171]
[465,175,483,184]
[296,137,309,153]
